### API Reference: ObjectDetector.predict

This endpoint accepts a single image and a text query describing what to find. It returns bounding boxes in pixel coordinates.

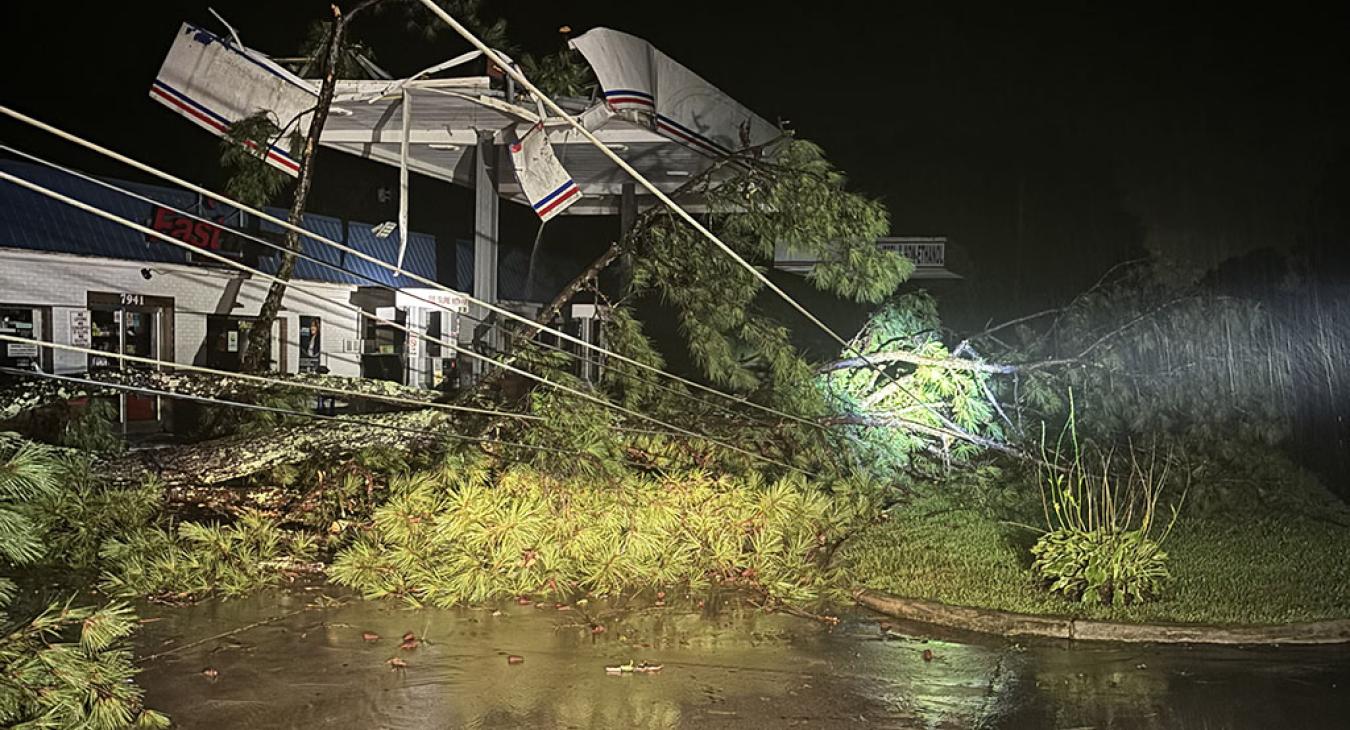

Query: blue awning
[0,159,440,287]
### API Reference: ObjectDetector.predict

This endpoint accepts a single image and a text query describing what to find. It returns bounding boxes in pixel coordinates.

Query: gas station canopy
[151,22,781,218]
[322,77,722,216]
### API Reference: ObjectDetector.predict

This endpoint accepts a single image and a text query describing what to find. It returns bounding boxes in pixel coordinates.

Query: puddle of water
[133,590,1350,729]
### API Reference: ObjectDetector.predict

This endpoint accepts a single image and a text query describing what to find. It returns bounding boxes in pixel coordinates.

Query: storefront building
[0,159,454,425]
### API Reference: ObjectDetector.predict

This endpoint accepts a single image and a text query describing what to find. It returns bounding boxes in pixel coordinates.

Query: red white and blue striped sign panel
[571,28,780,160]
[151,23,317,177]
[509,123,581,221]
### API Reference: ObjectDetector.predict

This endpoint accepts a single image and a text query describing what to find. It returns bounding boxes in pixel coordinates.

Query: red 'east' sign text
[147,207,222,250]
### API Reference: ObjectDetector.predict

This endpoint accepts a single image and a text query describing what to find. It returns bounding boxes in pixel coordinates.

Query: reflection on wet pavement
[133,590,1350,729]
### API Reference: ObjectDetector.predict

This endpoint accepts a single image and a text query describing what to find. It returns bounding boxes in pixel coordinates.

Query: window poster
[299,316,322,373]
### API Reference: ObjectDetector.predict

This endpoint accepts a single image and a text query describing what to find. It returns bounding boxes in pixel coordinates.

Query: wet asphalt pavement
[133,590,1350,729]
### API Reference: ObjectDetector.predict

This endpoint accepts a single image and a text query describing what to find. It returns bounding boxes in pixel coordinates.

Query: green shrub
[1030,401,1183,606]
[1031,526,1169,605]
[100,511,318,602]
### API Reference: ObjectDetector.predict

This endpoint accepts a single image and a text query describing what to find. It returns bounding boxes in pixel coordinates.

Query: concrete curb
[854,589,1350,645]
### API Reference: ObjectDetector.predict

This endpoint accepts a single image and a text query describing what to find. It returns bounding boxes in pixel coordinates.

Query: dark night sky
[3,1,1349,319]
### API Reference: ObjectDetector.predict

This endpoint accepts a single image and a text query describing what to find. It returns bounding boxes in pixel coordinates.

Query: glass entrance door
[87,293,173,429]
[121,309,159,422]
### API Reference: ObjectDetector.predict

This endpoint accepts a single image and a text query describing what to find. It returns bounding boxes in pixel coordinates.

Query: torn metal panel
[151,19,776,220]
[150,22,316,176]
[397,90,411,272]
[570,27,781,159]
[508,123,581,221]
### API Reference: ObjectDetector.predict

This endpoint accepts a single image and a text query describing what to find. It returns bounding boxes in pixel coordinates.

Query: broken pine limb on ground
[0,368,444,424]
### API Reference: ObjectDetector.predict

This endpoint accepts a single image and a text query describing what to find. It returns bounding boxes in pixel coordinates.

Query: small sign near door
[5,342,38,358]
[69,310,91,347]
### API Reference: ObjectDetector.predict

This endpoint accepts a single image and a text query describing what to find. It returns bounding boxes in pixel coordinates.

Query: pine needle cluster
[627,139,910,397]
[0,439,60,603]
[819,292,1003,478]
[0,440,167,729]
[100,511,318,603]
[220,111,297,208]
[1,602,169,729]
[329,455,881,608]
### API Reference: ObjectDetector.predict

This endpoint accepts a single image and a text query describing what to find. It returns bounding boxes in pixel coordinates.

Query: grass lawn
[842,489,1350,626]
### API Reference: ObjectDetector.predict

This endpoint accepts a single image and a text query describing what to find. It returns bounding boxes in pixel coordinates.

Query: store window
[0,306,47,371]
[361,308,407,383]
[205,316,285,373]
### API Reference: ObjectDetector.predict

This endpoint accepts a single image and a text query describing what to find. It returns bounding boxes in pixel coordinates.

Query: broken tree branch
[817,351,1019,375]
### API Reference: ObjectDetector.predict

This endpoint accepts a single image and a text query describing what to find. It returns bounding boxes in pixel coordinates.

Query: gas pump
[356,287,469,390]
[403,289,468,390]
[569,303,609,384]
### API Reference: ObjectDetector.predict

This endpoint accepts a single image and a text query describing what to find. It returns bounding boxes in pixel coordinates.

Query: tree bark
[240,7,349,373]
[817,351,1018,375]
[108,409,450,489]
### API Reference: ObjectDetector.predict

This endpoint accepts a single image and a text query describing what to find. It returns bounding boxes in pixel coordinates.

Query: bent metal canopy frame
[149,20,782,303]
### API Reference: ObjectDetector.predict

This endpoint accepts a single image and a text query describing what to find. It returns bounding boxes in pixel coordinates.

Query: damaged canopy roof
[151,22,782,217]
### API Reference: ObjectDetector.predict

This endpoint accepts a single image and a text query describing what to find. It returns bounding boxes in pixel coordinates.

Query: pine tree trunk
[108,409,450,489]
[240,10,349,373]
[0,371,441,422]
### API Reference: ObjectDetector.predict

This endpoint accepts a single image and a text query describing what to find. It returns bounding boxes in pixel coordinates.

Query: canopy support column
[470,129,499,379]
[617,181,636,291]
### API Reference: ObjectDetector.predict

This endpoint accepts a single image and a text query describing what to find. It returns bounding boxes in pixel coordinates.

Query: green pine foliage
[520,46,595,98]
[0,440,61,599]
[330,455,881,608]
[1,602,169,730]
[55,399,125,455]
[34,462,162,572]
[386,0,513,48]
[0,440,167,729]
[221,111,296,208]
[726,139,913,305]
[285,447,425,537]
[818,292,1003,479]
[627,139,910,396]
[295,19,380,78]
[514,381,630,479]
[600,307,674,410]
[100,511,318,603]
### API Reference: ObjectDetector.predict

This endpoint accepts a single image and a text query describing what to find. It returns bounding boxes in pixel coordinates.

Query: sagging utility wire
[0,170,811,476]
[411,2,1005,454]
[0,105,834,437]
[0,367,655,471]
[0,145,783,432]
[0,334,539,423]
